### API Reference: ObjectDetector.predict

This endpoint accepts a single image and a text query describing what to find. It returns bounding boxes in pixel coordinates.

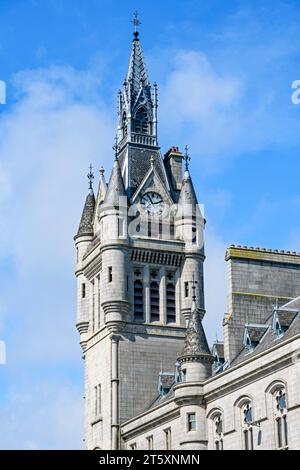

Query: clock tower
[75,19,206,450]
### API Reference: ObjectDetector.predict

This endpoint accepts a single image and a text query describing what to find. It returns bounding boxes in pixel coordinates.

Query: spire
[103,142,127,208]
[126,27,150,99]
[179,277,212,359]
[76,166,96,238]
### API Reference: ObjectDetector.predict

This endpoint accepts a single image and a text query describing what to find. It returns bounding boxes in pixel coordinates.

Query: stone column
[111,335,120,450]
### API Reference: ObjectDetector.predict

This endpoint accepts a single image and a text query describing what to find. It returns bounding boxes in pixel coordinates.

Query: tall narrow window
[82,283,86,299]
[274,388,288,449]
[118,218,124,238]
[148,217,152,238]
[108,267,113,283]
[122,112,127,137]
[164,428,171,450]
[134,280,144,320]
[94,384,101,418]
[214,414,224,450]
[150,281,160,322]
[146,436,153,450]
[242,403,254,450]
[166,283,176,323]
[187,413,196,431]
[184,282,189,298]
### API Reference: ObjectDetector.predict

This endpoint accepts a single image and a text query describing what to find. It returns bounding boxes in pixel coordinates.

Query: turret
[74,166,96,344]
[177,280,213,382]
[176,151,205,321]
[98,146,130,328]
[173,283,213,451]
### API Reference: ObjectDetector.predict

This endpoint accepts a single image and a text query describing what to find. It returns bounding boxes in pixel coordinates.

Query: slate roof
[127,36,150,100]
[76,192,95,238]
[160,373,175,390]
[276,309,298,327]
[246,325,268,343]
[128,147,168,198]
[231,309,300,367]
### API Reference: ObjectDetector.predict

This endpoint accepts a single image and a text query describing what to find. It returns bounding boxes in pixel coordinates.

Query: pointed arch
[134,106,149,134]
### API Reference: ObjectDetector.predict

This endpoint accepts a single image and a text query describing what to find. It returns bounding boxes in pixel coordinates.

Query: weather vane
[87,164,94,192]
[184,145,191,171]
[113,135,120,160]
[131,11,141,37]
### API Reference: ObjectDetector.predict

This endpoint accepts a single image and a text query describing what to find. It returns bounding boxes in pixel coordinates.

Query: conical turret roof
[178,170,198,208]
[103,158,127,208]
[76,192,95,238]
[180,298,212,359]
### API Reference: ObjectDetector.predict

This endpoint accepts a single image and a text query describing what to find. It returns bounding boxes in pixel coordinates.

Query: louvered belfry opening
[150,281,160,322]
[166,283,176,323]
[134,280,144,320]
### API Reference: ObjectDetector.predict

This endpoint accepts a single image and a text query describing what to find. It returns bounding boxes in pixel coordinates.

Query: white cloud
[158,49,300,173]
[0,65,114,448]
[0,378,83,450]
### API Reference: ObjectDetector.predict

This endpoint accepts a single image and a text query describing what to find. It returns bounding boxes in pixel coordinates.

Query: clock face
[141,192,165,216]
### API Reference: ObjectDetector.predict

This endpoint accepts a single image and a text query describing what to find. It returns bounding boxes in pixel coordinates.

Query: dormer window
[272,308,297,338]
[243,324,268,352]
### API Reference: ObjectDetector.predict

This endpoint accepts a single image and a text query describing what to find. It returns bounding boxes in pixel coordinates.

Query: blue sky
[1,0,300,449]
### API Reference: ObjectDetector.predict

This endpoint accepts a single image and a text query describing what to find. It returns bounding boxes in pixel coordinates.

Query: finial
[150,155,155,167]
[184,145,191,172]
[87,164,94,194]
[112,135,120,160]
[99,166,105,177]
[131,11,141,39]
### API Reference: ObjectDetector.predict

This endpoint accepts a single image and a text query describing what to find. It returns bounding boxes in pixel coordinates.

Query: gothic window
[134,107,149,134]
[150,281,160,322]
[274,388,288,449]
[242,403,254,450]
[214,414,224,450]
[166,283,176,323]
[134,280,144,320]
[122,112,127,137]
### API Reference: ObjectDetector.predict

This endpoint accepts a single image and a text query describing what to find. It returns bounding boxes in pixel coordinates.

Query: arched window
[274,387,288,449]
[134,280,144,320]
[150,281,160,322]
[242,402,254,450]
[134,107,149,134]
[122,112,127,137]
[166,283,176,323]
